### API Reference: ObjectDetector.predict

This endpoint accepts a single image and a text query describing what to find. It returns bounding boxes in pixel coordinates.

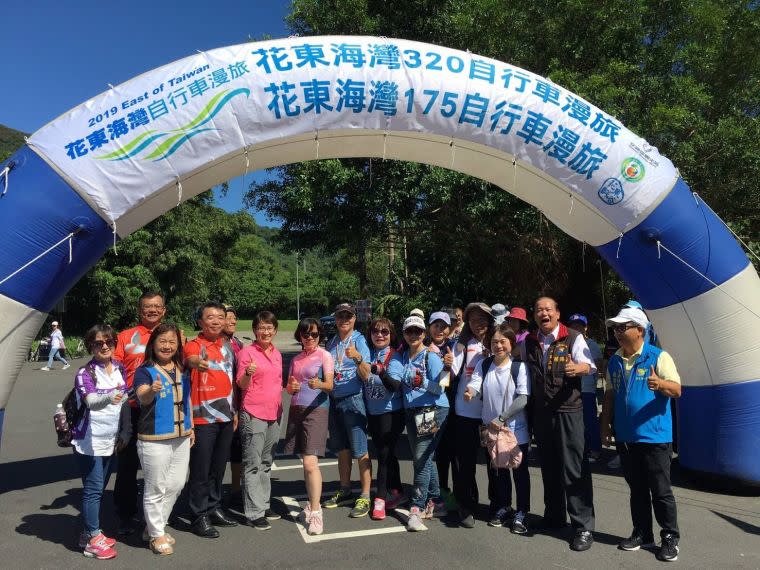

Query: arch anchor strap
[0,231,77,286]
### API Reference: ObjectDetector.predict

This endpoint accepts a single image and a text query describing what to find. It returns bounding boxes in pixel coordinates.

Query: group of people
[67,291,682,563]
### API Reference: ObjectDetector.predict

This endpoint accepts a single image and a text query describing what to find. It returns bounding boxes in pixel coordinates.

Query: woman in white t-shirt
[450,302,494,528]
[71,324,130,560]
[466,323,531,534]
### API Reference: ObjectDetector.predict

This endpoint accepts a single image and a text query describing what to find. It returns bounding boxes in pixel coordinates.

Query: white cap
[410,308,424,319]
[51,321,59,326]
[403,316,426,331]
[491,303,508,324]
[605,306,649,329]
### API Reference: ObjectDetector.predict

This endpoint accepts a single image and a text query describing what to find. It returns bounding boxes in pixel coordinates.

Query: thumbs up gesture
[307,376,320,390]
[564,355,584,377]
[463,386,475,401]
[245,361,257,377]
[151,374,163,393]
[287,375,301,394]
[443,346,454,369]
[647,365,661,392]
[345,343,361,362]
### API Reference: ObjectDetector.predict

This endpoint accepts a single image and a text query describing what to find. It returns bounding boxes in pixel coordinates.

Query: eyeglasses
[613,323,638,333]
[300,332,320,339]
[371,328,391,336]
[256,326,276,333]
[93,339,116,348]
[403,328,425,336]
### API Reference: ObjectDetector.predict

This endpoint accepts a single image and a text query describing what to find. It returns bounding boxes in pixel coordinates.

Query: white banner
[29,36,677,230]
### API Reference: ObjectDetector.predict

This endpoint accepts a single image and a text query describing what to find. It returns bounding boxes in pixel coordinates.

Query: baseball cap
[334,302,356,316]
[429,311,451,326]
[51,321,59,326]
[403,316,426,331]
[567,313,588,326]
[605,306,649,329]
[410,308,424,319]
[507,307,529,323]
[491,303,508,324]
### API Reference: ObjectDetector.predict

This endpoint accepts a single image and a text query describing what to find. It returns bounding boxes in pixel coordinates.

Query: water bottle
[54,403,69,446]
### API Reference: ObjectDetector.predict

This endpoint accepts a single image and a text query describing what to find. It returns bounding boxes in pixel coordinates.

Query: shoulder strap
[479,356,496,400]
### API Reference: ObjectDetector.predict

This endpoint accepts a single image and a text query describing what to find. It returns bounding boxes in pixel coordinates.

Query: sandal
[164,533,176,546]
[149,537,174,556]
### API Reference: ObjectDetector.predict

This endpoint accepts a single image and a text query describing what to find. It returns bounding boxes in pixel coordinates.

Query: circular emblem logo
[621,157,645,182]
[598,178,624,205]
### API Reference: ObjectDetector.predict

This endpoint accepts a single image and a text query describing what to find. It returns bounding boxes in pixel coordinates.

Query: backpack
[54,362,95,447]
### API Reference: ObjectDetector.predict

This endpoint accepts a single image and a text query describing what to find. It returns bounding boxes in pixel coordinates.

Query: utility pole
[295,252,300,320]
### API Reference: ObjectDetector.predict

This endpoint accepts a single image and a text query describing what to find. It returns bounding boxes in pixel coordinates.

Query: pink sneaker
[385,488,407,510]
[307,509,323,535]
[78,532,115,549]
[83,534,118,559]
[371,498,386,520]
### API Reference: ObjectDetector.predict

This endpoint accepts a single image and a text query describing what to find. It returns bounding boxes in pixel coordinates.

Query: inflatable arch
[1,36,758,484]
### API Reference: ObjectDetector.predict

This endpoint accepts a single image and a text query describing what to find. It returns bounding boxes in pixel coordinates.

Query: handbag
[479,359,523,469]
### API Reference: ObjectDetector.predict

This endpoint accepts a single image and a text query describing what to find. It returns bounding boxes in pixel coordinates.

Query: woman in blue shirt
[387,316,449,532]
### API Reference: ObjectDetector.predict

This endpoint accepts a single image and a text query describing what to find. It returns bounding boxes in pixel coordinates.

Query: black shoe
[619,530,656,551]
[117,517,138,536]
[265,508,282,521]
[192,515,220,539]
[209,509,238,527]
[570,530,594,551]
[656,533,679,562]
[459,511,475,529]
[245,517,272,531]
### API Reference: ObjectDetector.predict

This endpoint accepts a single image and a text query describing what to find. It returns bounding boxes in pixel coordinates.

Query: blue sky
[0,0,291,225]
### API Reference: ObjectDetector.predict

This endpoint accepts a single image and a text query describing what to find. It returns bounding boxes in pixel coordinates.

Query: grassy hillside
[0,124,27,162]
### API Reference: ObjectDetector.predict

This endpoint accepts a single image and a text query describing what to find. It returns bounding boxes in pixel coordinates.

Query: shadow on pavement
[711,510,760,535]
[0,454,79,494]
[16,513,81,552]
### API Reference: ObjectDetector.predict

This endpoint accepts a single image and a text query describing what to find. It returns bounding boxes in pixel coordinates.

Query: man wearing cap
[322,303,373,518]
[522,296,597,551]
[566,314,604,462]
[600,306,682,562]
[42,321,70,371]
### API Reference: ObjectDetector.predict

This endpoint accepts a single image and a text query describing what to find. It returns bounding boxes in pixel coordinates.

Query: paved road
[1,337,759,568]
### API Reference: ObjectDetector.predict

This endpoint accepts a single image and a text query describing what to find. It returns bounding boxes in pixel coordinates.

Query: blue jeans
[74,450,114,537]
[47,348,68,368]
[328,393,369,458]
[582,392,602,454]
[405,406,449,509]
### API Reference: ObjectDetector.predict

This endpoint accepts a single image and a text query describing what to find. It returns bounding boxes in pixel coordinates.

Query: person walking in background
[236,311,283,531]
[134,323,193,556]
[184,302,238,538]
[284,318,335,536]
[71,324,130,560]
[322,303,373,518]
[600,305,682,562]
[566,314,604,462]
[112,291,167,535]
[41,321,70,371]
[386,315,450,532]
[364,317,404,520]
[522,297,597,551]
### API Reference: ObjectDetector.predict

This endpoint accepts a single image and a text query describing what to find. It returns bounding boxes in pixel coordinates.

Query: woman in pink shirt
[283,318,334,535]
[236,311,283,531]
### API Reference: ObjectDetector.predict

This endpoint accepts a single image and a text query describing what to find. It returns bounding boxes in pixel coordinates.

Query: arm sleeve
[467,357,485,396]
[515,362,530,396]
[383,355,404,392]
[572,335,597,373]
[501,394,528,422]
[656,351,681,385]
[85,392,115,410]
[183,339,200,366]
[133,367,152,390]
[357,335,371,362]
[75,366,97,402]
[450,343,465,377]
[423,352,444,395]
[321,349,335,375]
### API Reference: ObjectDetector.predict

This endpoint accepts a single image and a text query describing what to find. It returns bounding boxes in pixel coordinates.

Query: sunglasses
[300,331,320,339]
[613,323,638,333]
[93,339,116,348]
[371,328,391,336]
[404,328,425,336]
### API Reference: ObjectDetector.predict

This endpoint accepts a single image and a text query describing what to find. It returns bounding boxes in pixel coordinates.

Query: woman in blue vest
[134,323,194,556]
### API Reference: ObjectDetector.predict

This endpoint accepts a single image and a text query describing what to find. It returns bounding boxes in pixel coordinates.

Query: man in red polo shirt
[185,301,238,538]
[112,290,166,535]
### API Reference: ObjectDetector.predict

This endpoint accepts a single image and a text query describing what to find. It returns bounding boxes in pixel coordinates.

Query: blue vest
[607,343,673,443]
[137,365,193,440]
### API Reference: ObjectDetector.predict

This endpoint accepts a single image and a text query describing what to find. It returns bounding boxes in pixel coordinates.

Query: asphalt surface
[1,334,759,569]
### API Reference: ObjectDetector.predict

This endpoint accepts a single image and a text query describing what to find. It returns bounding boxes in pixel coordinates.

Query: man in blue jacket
[600,305,682,562]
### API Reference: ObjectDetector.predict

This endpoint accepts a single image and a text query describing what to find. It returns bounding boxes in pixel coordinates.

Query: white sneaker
[62,364,71,370]
[41,366,50,371]
[406,507,428,532]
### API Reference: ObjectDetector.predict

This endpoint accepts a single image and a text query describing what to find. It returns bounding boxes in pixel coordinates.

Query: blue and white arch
[1,36,758,483]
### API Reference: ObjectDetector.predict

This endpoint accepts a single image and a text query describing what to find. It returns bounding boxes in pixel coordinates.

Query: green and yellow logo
[620,157,645,182]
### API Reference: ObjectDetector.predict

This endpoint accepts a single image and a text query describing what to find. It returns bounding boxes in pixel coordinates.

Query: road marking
[278,495,409,543]
[271,460,338,472]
